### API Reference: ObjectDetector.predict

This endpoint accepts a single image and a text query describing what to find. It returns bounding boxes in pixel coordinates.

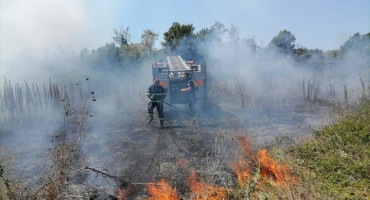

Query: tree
[270,30,296,54]
[207,21,227,43]
[339,32,370,55]
[210,21,226,34]
[118,43,143,66]
[195,28,212,40]
[195,21,226,43]
[91,43,120,69]
[244,38,259,52]
[112,27,131,46]
[162,22,195,50]
[228,25,240,45]
[141,29,158,52]
[294,47,309,62]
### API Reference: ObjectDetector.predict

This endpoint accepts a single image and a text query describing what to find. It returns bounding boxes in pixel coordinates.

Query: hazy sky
[0,0,369,57]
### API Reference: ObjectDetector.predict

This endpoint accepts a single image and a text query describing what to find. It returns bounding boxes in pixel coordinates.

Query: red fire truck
[152,55,207,110]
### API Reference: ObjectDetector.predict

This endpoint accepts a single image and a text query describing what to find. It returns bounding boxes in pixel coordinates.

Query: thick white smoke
[0,0,114,83]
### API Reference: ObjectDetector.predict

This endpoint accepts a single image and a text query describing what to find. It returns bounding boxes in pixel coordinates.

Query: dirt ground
[0,95,334,199]
[74,99,333,199]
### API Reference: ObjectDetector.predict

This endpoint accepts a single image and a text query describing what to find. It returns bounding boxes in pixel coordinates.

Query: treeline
[78,21,370,70]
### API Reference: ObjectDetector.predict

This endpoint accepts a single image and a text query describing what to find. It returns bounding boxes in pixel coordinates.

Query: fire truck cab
[152,55,207,110]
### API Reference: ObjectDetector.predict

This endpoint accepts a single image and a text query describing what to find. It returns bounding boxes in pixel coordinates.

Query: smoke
[169,26,369,149]
[190,30,302,103]
[0,2,368,196]
[0,0,114,83]
[0,1,154,188]
[189,27,369,105]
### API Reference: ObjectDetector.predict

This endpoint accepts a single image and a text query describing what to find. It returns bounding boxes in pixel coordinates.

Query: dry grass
[0,78,64,127]
[0,147,21,200]
[0,78,97,199]
[36,81,96,199]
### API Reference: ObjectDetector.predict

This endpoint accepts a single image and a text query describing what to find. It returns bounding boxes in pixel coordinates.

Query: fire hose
[161,100,181,109]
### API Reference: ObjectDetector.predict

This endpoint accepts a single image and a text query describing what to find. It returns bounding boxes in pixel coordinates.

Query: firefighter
[181,72,196,113]
[146,79,167,129]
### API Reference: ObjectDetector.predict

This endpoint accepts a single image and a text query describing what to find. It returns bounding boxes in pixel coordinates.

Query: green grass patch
[291,99,370,199]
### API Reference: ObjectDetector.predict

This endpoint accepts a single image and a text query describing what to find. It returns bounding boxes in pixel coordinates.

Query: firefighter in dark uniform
[181,72,196,113]
[146,79,167,129]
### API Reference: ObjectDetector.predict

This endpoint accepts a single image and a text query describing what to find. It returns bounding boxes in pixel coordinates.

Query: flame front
[187,172,227,200]
[114,135,298,199]
[257,149,297,184]
[231,159,250,186]
[231,136,298,187]
[146,179,180,200]
[230,135,253,186]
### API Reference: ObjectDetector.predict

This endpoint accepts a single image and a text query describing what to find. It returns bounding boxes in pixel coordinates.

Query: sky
[0,0,369,58]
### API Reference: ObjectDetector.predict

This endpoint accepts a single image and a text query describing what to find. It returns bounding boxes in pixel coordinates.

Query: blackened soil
[80,100,333,199]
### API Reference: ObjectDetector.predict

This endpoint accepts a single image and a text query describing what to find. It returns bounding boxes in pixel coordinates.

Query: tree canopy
[269,30,296,54]
[141,29,158,52]
[78,22,369,72]
[339,32,370,55]
[162,22,195,50]
[112,27,131,46]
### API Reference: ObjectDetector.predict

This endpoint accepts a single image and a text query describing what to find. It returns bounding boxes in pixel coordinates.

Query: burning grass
[146,179,180,200]
[228,135,300,199]
[187,171,228,200]
[115,187,130,200]
[110,135,299,199]
[231,136,298,187]
[131,171,229,200]
[258,149,299,185]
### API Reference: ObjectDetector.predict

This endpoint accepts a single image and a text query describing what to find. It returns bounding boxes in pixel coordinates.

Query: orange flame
[230,159,250,186]
[146,179,180,200]
[231,136,298,187]
[257,149,297,184]
[187,172,228,200]
[230,135,254,186]
[115,187,129,200]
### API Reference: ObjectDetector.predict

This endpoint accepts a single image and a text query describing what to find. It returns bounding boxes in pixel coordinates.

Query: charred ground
[0,78,347,199]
